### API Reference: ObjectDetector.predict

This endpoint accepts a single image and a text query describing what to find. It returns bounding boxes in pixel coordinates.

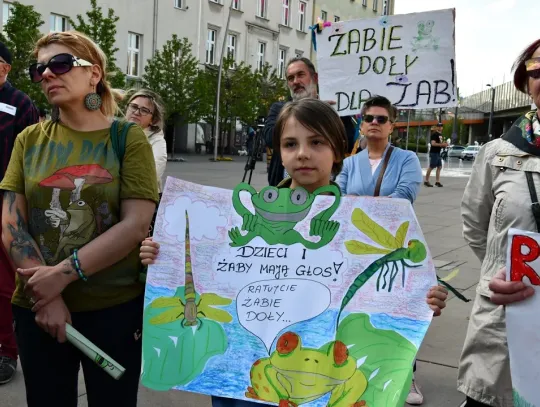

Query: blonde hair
[33,31,122,117]
[125,88,165,132]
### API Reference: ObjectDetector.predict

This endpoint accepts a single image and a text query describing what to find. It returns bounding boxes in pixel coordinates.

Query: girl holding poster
[141,98,448,407]
[460,38,540,407]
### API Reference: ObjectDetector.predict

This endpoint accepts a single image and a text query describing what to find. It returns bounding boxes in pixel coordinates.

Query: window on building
[206,28,216,65]
[227,33,237,66]
[209,0,223,4]
[257,0,267,18]
[50,13,68,32]
[2,2,12,34]
[127,32,141,76]
[174,0,184,8]
[298,1,306,31]
[321,10,327,21]
[232,0,240,10]
[281,0,289,26]
[257,42,266,70]
[362,0,367,6]
[383,0,390,15]
[373,0,378,11]
[295,51,303,58]
[334,15,340,22]
[278,48,286,78]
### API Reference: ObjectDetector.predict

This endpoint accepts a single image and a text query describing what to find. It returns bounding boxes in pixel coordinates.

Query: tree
[69,0,125,88]
[142,35,203,123]
[0,2,47,108]
[254,63,288,119]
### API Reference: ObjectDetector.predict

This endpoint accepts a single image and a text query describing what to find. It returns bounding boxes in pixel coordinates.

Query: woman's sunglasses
[364,115,391,125]
[28,53,93,83]
[526,58,540,80]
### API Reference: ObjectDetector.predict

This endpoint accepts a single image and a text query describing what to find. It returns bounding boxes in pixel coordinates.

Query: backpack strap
[110,120,134,167]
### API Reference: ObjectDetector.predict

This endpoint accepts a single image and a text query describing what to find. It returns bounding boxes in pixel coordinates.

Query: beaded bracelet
[71,249,88,282]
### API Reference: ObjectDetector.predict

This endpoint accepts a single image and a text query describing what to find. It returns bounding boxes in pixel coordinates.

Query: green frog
[228,183,341,249]
[245,331,368,407]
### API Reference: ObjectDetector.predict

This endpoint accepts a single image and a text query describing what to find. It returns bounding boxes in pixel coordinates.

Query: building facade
[1,0,314,81]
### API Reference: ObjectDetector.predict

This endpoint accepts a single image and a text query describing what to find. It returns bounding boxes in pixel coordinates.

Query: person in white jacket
[125,89,167,193]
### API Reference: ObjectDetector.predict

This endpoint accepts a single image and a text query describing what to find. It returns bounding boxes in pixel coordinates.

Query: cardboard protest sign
[506,229,540,407]
[142,177,437,407]
[316,9,457,115]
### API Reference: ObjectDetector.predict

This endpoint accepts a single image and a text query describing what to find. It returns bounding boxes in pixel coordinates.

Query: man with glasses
[0,41,39,385]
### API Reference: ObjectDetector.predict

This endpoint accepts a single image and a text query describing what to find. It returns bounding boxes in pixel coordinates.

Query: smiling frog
[245,332,368,407]
[228,183,341,249]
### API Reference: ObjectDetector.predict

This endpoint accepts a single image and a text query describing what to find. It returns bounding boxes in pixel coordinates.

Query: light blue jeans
[211,396,270,406]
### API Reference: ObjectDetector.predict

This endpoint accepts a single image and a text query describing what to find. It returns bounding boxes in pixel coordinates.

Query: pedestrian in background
[0,40,39,386]
[424,124,447,187]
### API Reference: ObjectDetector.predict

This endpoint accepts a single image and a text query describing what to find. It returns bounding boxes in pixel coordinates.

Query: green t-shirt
[0,120,159,312]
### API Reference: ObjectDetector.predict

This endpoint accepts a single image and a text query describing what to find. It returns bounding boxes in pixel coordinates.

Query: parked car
[441,145,465,159]
[460,145,480,160]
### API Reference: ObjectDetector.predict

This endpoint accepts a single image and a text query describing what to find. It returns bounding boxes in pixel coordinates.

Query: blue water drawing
[144,284,428,400]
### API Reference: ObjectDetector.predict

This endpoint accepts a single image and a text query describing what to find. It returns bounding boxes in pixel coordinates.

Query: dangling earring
[84,82,102,111]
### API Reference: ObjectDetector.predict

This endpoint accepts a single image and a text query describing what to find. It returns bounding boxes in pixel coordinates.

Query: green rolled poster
[66,324,125,380]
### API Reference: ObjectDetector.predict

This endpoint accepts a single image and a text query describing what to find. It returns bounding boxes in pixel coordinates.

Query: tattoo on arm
[7,208,44,264]
[60,256,75,275]
[5,191,16,213]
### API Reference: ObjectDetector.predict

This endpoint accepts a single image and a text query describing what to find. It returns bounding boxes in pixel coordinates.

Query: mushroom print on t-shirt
[39,164,113,264]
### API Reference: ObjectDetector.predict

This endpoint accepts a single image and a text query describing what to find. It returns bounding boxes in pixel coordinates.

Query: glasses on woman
[526,58,540,80]
[28,53,93,83]
[127,103,153,116]
[364,115,391,125]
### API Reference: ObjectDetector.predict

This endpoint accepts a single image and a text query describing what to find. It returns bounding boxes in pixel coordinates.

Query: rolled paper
[66,324,126,380]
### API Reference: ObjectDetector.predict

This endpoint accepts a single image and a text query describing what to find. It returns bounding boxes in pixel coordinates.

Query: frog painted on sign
[228,183,341,249]
[410,20,439,52]
[245,332,368,407]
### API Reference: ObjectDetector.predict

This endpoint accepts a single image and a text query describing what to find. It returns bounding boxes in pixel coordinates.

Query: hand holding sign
[489,267,534,305]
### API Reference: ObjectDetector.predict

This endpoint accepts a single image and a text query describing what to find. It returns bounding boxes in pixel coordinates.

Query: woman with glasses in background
[0,31,159,407]
[336,95,423,204]
[336,95,425,404]
[125,89,167,194]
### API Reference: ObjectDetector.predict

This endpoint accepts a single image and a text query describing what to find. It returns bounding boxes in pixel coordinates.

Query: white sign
[316,9,457,115]
[506,228,540,406]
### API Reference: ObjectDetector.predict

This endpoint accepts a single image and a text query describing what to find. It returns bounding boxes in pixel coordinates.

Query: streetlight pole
[487,84,495,141]
[452,87,459,143]
[405,110,411,150]
[213,0,234,162]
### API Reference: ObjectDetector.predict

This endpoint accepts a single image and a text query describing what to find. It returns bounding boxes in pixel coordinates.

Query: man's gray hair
[285,57,317,78]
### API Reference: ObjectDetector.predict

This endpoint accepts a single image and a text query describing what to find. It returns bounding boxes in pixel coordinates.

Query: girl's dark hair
[513,39,540,94]
[360,95,398,122]
[273,99,346,175]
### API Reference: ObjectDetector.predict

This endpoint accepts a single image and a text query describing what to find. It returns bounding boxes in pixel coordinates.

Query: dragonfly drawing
[148,211,233,328]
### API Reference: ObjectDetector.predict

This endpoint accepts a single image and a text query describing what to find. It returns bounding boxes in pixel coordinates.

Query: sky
[395,0,538,97]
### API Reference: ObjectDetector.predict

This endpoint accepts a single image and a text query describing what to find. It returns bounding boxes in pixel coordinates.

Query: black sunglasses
[364,115,391,125]
[528,69,540,80]
[28,53,93,83]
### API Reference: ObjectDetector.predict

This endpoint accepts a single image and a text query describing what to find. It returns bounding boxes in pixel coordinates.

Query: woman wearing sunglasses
[124,89,167,194]
[458,39,540,407]
[336,95,425,404]
[0,31,159,407]
[336,95,423,204]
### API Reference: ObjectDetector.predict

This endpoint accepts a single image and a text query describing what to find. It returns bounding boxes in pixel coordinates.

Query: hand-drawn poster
[142,177,437,407]
[315,9,457,115]
[506,228,540,407]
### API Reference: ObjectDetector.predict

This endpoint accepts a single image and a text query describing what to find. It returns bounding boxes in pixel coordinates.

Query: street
[1,154,477,407]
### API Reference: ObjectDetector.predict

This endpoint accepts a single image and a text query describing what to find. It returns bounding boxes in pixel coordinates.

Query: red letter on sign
[510,235,540,285]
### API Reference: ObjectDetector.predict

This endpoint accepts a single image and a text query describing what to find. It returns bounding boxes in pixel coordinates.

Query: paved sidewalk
[0,156,475,406]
